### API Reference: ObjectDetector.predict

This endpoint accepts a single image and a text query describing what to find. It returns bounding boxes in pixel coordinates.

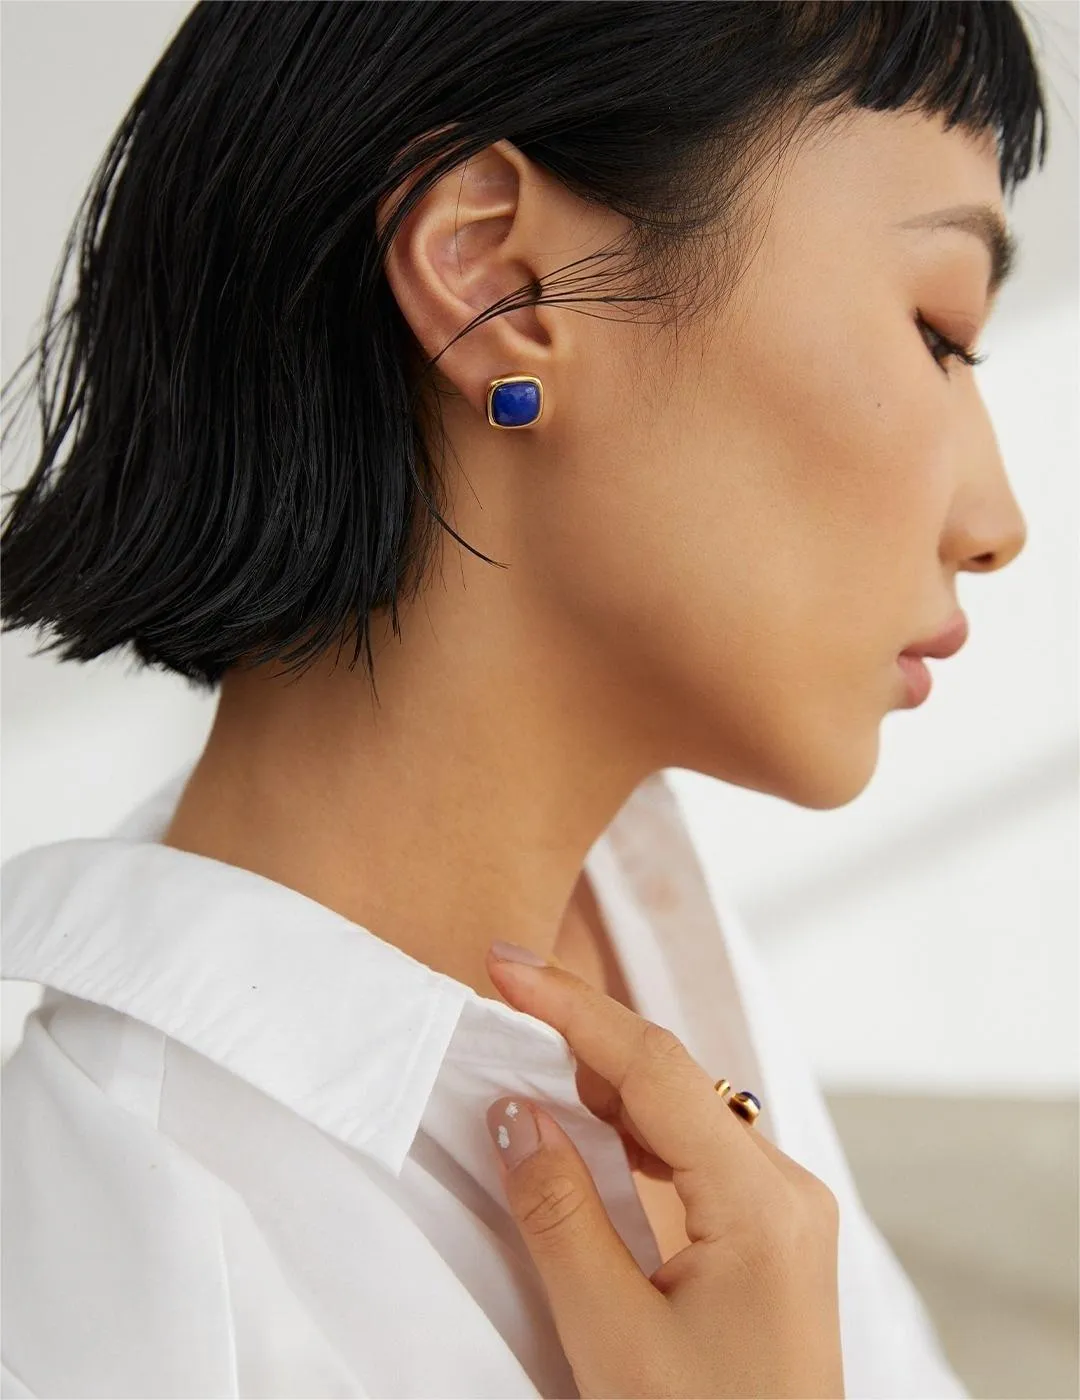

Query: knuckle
[640,1019,688,1065]
[815,1186,841,1238]
[517,1173,590,1240]
[817,1182,841,1220]
[770,1176,841,1252]
[798,1172,841,1222]
[713,1176,840,1287]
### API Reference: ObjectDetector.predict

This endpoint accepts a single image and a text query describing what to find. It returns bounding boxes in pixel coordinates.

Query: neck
[162,598,660,1005]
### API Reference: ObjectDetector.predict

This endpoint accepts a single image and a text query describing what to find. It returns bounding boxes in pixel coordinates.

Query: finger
[486,948,773,1238]
[577,1053,777,1179]
[486,1095,669,1362]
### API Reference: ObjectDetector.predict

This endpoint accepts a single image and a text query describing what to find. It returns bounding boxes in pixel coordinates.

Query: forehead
[780,104,1003,210]
[713,106,1009,324]
[746,106,1006,265]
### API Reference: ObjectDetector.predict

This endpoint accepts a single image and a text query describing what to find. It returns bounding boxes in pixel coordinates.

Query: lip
[896,653,933,706]
[895,610,968,708]
[900,610,969,660]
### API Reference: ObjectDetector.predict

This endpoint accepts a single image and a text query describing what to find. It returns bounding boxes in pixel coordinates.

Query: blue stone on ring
[490,379,542,427]
[738,1091,761,1111]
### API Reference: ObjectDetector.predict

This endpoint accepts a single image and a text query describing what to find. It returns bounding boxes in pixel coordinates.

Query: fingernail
[489,939,549,967]
[486,1096,542,1169]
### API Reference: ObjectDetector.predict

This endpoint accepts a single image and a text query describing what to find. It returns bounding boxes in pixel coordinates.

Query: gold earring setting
[486,375,544,428]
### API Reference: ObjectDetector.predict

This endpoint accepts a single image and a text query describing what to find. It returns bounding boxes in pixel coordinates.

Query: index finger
[485,947,765,1189]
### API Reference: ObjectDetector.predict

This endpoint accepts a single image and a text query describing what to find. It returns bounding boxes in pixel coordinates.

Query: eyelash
[917,314,988,373]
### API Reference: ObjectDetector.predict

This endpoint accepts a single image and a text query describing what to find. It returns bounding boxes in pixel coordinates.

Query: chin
[783,732,881,810]
[679,692,882,809]
[725,725,881,811]
[694,748,878,812]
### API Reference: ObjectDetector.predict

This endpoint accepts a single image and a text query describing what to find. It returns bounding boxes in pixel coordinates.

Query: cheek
[547,325,949,663]
[534,313,951,798]
[712,312,954,649]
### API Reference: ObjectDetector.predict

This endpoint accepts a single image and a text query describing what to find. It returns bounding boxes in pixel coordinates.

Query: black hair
[0,0,1049,695]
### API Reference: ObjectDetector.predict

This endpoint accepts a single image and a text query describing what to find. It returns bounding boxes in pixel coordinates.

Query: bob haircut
[0,0,1049,697]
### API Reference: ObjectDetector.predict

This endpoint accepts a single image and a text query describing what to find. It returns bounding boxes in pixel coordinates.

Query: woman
[0,2,1048,1396]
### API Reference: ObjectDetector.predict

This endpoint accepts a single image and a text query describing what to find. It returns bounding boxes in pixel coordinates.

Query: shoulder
[3,1000,369,1398]
[3,1002,238,1396]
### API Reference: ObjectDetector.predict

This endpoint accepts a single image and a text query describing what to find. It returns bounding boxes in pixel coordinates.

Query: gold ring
[714,1078,762,1128]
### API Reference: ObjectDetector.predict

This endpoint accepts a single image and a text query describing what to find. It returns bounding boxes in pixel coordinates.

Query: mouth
[895,609,968,708]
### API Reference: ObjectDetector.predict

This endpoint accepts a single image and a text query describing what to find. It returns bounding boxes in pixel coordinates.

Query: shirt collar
[2,763,667,1175]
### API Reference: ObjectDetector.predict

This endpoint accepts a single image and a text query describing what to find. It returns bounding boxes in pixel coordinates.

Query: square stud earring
[486,375,544,429]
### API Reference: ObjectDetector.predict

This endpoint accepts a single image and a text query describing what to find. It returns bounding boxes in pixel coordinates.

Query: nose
[959,506,1027,573]
[947,428,1029,576]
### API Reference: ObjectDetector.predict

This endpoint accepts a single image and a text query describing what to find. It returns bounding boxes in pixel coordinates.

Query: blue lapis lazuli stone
[739,1091,761,1111]
[491,379,541,426]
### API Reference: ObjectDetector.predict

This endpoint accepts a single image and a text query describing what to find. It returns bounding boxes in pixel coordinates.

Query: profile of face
[381,104,1028,812]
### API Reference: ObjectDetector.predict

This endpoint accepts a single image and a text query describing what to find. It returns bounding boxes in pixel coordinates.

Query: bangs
[785,0,1048,196]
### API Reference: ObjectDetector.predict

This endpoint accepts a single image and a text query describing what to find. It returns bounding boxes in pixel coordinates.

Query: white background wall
[3,1,1077,1094]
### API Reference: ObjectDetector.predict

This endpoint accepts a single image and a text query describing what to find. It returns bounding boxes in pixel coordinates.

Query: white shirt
[1,764,968,1399]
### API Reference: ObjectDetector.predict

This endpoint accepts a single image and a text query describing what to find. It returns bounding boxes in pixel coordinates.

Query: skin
[164,104,1027,1010]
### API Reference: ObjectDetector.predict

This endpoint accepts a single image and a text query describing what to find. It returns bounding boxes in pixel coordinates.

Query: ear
[376,138,566,423]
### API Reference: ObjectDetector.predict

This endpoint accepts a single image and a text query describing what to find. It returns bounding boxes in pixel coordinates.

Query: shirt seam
[210,1187,241,1400]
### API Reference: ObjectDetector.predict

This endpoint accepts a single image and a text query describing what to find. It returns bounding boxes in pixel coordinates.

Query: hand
[484,947,845,1399]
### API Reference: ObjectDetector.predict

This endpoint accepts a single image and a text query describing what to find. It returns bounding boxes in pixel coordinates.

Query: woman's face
[391,105,1028,810]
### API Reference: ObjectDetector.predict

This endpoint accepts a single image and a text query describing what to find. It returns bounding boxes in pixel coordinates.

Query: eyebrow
[895,203,1019,302]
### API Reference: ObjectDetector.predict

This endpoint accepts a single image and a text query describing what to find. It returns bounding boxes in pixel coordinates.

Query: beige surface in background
[828,1093,1079,1400]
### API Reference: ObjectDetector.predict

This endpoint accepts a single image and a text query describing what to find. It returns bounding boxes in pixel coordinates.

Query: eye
[917,314,988,374]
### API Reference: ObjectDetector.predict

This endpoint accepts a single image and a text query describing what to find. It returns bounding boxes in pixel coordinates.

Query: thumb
[485,1096,658,1346]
